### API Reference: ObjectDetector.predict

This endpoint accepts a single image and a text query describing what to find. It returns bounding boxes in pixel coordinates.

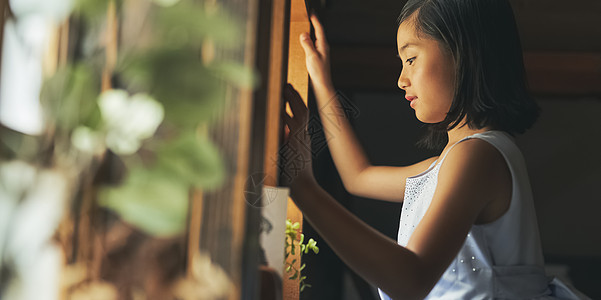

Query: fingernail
[300,33,309,40]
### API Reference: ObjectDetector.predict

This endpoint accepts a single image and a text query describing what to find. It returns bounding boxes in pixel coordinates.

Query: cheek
[428,66,454,105]
[416,65,454,122]
[437,56,456,99]
[416,67,450,100]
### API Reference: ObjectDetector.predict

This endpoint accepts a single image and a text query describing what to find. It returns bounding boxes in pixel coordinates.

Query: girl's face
[396,20,456,123]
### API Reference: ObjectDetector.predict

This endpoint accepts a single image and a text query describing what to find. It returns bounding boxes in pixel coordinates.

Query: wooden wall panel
[523,52,601,96]
[284,1,310,299]
[321,0,601,52]
[329,45,601,96]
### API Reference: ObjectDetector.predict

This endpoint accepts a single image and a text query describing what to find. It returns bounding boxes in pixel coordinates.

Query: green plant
[285,219,319,292]
[0,0,256,298]
[37,0,258,237]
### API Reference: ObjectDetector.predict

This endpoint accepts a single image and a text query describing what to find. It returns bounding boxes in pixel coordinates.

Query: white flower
[3,244,62,300]
[0,162,68,300]
[0,18,47,135]
[5,169,68,271]
[98,90,164,155]
[71,126,104,154]
[0,161,37,262]
[0,0,74,136]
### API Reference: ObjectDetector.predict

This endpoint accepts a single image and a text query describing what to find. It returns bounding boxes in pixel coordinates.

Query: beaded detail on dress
[377,131,589,300]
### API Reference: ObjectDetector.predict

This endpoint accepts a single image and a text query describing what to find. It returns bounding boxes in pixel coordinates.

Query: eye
[406,57,416,65]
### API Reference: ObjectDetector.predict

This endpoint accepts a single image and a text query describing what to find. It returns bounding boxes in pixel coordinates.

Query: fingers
[299,32,317,56]
[309,14,328,49]
[284,84,308,121]
[300,14,329,57]
[281,109,294,127]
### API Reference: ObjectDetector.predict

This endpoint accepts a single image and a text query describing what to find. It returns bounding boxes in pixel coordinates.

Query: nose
[398,68,409,90]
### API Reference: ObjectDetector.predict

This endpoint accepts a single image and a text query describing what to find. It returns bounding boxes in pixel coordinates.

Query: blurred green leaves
[40,0,257,237]
[155,1,242,48]
[210,62,259,89]
[41,64,102,132]
[117,0,259,128]
[74,0,112,20]
[156,132,225,190]
[99,166,189,237]
[99,131,225,236]
[119,48,224,127]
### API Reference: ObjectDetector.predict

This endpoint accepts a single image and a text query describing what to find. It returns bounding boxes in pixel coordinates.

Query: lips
[405,96,418,109]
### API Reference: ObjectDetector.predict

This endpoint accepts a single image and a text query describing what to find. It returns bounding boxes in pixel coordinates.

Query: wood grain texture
[283,1,310,299]
[263,0,290,187]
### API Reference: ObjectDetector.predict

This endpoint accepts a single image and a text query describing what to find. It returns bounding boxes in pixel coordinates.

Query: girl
[281,0,589,299]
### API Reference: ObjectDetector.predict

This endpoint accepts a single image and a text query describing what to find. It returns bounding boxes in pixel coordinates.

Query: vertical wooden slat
[252,0,290,298]
[263,0,290,186]
[101,0,118,92]
[287,0,311,95]
[231,91,253,300]
[284,1,310,299]
[228,0,260,298]
[194,0,261,299]
[43,23,59,76]
[43,19,69,77]
[58,21,70,66]
[186,190,203,278]
[91,0,118,281]
[0,0,9,80]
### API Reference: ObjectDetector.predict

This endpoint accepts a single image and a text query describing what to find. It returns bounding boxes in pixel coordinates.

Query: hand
[280,84,315,190]
[300,14,333,91]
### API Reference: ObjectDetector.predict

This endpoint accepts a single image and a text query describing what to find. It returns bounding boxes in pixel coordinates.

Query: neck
[446,122,492,146]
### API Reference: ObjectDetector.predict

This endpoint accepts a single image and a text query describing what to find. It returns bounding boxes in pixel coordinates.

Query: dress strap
[435,135,474,167]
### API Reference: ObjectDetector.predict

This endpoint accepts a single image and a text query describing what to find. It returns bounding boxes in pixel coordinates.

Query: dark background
[299,0,601,299]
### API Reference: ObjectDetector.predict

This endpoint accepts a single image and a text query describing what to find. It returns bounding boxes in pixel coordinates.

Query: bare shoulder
[439,137,511,186]
[437,137,511,223]
[404,137,512,282]
[442,138,507,174]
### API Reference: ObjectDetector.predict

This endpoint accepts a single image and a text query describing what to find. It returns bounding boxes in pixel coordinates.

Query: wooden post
[283,1,310,299]
[0,0,8,81]
[262,0,289,187]
[102,0,118,92]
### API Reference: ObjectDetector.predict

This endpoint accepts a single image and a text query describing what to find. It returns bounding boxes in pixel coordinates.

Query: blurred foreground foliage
[0,0,257,298]
[39,0,258,236]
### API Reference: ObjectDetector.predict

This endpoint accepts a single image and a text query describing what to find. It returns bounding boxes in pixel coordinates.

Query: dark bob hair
[397,0,540,150]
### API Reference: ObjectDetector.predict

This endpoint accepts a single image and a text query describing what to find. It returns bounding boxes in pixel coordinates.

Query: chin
[415,114,445,124]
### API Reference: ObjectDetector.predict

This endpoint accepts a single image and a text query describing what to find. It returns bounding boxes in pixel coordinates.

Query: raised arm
[281,131,510,299]
[293,15,436,202]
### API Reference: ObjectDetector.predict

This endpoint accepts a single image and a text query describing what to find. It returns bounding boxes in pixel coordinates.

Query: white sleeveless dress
[378,130,589,300]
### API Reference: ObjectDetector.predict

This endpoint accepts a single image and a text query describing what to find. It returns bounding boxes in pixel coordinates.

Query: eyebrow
[397,43,417,60]
[398,43,417,53]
